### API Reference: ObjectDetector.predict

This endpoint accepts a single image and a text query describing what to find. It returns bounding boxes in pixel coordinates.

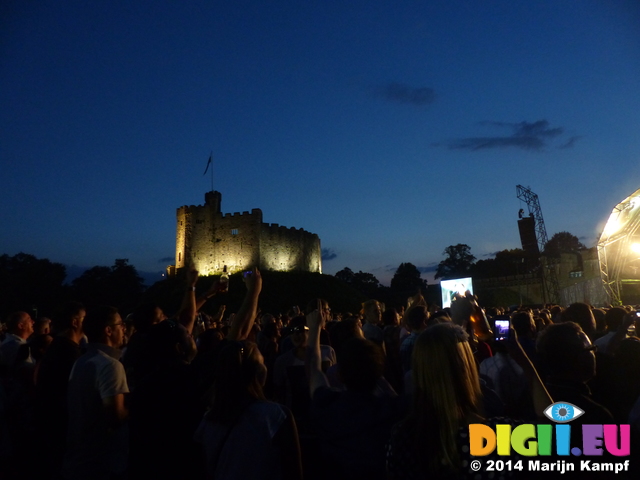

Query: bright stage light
[599,187,640,304]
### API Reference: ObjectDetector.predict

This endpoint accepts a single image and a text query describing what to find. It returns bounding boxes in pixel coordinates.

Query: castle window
[178,252,181,262]
[231,229,239,235]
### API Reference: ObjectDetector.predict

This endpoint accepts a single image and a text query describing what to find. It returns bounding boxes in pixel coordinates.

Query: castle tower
[173,191,322,276]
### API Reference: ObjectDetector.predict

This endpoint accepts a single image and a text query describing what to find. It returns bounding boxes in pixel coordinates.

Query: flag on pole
[203,154,212,175]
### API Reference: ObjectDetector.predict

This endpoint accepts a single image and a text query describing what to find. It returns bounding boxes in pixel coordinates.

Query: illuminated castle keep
[174,191,322,276]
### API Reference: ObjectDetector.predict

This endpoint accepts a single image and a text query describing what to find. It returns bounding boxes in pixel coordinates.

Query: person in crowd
[602,337,640,423]
[511,310,538,364]
[382,308,404,394]
[63,305,129,480]
[479,321,531,419]
[559,302,597,341]
[325,317,396,396]
[387,323,550,479]
[536,322,607,419]
[194,270,302,480]
[128,319,204,479]
[273,315,336,430]
[27,330,52,364]
[399,304,429,374]
[0,312,34,368]
[34,302,86,477]
[0,312,37,477]
[122,269,199,389]
[33,316,52,336]
[537,321,625,478]
[257,320,281,399]
[305,298,332,346]
[307,301,403,480]
[549,305,563,323]
[450,292,493,363]
[196,341,302,480]
[594,307,626,353]
[361,299,384,347]
[191,268,263,395]
[592,307,607,340]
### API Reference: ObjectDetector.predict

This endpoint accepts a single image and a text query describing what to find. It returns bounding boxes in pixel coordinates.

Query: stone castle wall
[260,223,322,272]
[175,191,321,275]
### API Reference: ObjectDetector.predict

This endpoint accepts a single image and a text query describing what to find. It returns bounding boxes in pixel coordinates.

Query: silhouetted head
[604,307,626,331]
[83,305,124,348]
[338,337,384,393]
[147,320,197,364]
[404,305,429,332]
[131,303,166,333]
[537,321,595,382]
[560,303,595,340]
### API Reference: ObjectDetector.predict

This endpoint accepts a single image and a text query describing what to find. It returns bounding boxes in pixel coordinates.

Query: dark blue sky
[2,1,640,285]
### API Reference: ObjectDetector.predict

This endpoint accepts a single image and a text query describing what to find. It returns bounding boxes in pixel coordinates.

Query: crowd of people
[1,267,640,479]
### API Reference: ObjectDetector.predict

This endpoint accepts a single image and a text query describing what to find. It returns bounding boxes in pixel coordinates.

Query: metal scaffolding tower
[516,185,560,304]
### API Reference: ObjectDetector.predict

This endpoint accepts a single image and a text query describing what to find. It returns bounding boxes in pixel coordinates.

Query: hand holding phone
[494,317,510,342]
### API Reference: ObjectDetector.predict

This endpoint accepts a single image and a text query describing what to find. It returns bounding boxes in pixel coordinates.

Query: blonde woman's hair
[411,323,482,473]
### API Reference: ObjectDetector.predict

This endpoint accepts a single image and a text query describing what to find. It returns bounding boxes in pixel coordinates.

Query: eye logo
[543,402,584,423]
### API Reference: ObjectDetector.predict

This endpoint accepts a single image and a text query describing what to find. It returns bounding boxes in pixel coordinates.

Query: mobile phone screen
[494,319,510,341]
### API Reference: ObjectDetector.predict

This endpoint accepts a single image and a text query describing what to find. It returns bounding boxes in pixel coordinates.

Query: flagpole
[210,150,213,191]
[203,152,214,191]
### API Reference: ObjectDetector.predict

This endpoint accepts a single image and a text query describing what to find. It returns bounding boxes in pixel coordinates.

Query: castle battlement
[173,191,321,275]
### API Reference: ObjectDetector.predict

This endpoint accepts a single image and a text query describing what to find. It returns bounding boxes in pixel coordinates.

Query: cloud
[158,256,175,263]
[437,120,573,152]
[321,248,337,261]
[416,264,438,274]
[480,120,564,138]
[558,135,582,149]
[376,82,435,106]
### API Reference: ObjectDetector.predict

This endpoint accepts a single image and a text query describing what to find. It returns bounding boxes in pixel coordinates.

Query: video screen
[440,277,473,309]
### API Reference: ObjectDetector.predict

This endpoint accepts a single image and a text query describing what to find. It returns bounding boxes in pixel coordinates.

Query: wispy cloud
[558,135,582,149]
[159,256,175,263]
[321,248,337,261]
[436,120,576,152]
[375,82,435,107]
[417,263,438,274]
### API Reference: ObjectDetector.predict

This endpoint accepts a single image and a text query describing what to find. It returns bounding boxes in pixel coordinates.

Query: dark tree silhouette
[435,244,476,280]
[544,231,586,257]
[352,271,383,298]
[72,258,145,314]
[390,262,427,294]
[335,267,355,284]
[471,248,534,278]
[334,267,383,299]
[0,252,68,317]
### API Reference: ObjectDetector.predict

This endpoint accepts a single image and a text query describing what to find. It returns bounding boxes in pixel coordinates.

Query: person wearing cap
[273,314,336,431]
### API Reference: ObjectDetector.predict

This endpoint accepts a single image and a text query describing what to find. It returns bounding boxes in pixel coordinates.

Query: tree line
[0,232,586,318]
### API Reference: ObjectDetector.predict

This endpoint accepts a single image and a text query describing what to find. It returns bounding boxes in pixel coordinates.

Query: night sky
[2,1,639,286]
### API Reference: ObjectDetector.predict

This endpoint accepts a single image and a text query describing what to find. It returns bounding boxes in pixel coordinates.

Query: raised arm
[195,278,220,312]
[506,326,553,418]
[177,269,199,334]
[227,267,262,341]
[306,299,330,398]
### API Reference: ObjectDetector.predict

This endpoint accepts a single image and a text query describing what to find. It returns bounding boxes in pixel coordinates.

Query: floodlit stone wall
[174,191,321,275]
